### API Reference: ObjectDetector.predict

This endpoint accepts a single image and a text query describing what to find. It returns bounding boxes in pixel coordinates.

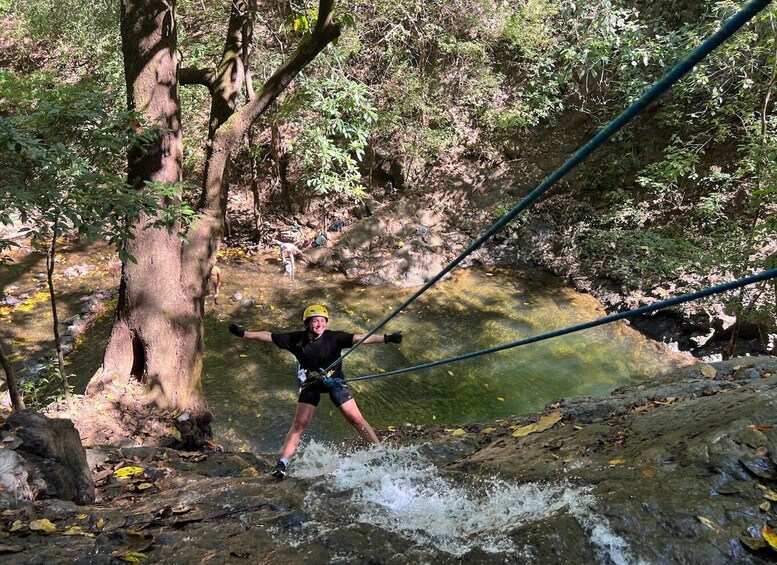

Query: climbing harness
[321,0,773,378]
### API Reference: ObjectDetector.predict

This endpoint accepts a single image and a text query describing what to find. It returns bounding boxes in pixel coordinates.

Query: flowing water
[61,260,679,561]
[277,440,636,563]
[193,262,675,455]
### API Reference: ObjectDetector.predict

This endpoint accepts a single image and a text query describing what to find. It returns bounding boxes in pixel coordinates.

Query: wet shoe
[270,461,287,478]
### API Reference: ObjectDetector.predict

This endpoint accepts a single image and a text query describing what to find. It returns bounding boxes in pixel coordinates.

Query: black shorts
[298,378,354,407]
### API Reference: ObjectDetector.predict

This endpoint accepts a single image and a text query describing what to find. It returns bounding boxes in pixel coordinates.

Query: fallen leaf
[239,354,247,358]
[741,458,777,480]
[496,397,505,402]
[757,485,777,501]
[763,524,777,549]
[116,551,148,563]
[750,424,774,432]
[63,525,95,538]
[29,519,57,533]
[481,427,496,434]
[512,412,563,438]
[697,515,724,534]
[449,428,466,436]
[760,501,771,512]
[642,469,655,478]
[114,466,144,479]
[654,397,677,406]
[740,535,767,551]
[8,520,24,532]
[447,371,454,377]
[608,458,627,466]
[700,364,717,378]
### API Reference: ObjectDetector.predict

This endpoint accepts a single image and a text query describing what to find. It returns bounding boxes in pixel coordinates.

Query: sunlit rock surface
[2,356,777,564]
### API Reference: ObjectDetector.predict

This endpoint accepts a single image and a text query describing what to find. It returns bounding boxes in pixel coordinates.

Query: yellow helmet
[303,304,329,322]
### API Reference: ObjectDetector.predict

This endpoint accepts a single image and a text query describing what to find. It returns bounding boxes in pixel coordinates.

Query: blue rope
[345,269,777,383]
[324,0,772,374]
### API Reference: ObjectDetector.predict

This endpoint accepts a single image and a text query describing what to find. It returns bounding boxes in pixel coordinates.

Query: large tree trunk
[87,0,212,440]
[88,0,340,447]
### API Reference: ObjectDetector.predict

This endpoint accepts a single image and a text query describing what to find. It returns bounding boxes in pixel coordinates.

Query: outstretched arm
[353,331,403,345]
[229,323,273,343]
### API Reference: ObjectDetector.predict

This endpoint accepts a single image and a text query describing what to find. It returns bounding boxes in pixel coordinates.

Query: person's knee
[344,412,366,428]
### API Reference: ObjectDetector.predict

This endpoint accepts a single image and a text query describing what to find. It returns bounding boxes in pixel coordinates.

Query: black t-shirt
[271,330,354,377]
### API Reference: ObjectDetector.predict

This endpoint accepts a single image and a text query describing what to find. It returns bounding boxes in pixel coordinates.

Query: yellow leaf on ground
[513,412,563,437]
[512,424,536,438]
[482,427,496,434]
[698,515,724,534]
[450,428,466,436]
[764,524,777,549]
[758,485,777,501]
[700,364,717,378]
[608,458,627,466]
[116,551,148,563]
[9,520,24,532]
[760,501,771,512]
[496,397,505,402]
[239,354,247,358]
[114,466,144,479]
[536,411,562,431]
[63,525,95,538]
[512,414,563,438]
[29,519,57,533]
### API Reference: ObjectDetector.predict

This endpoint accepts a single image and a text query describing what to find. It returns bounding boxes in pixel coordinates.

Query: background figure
[279,242,303,276]
[208,264,222,304]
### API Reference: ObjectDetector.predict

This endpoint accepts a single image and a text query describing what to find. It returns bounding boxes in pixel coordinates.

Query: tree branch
[180,66,216,87]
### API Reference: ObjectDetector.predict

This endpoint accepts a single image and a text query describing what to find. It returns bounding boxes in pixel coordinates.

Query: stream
[191,262,677,455]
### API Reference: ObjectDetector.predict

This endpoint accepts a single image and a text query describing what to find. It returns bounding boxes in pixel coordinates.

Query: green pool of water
[194,263,677,454]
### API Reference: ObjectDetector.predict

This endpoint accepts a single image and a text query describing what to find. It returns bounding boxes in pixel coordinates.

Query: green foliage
[0,74,196,259]
[282,67,377,199]
[18,356,74,410]
[8,0,123,86]
[580,227,704,288]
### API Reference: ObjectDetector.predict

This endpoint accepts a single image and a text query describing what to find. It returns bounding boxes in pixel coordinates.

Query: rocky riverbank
[3,355,777,563]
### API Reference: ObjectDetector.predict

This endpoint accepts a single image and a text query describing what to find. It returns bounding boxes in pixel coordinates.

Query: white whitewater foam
[293,440,637,562]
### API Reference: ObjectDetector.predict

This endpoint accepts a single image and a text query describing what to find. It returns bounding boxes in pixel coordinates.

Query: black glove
[384,331,403,344]
[229,323,245,338]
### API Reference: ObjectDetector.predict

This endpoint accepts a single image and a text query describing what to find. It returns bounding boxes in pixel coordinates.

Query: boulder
[3,411,95,504]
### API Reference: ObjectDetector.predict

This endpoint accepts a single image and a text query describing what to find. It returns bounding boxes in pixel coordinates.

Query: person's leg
[338,398,380,445]
[280,402,317,460]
